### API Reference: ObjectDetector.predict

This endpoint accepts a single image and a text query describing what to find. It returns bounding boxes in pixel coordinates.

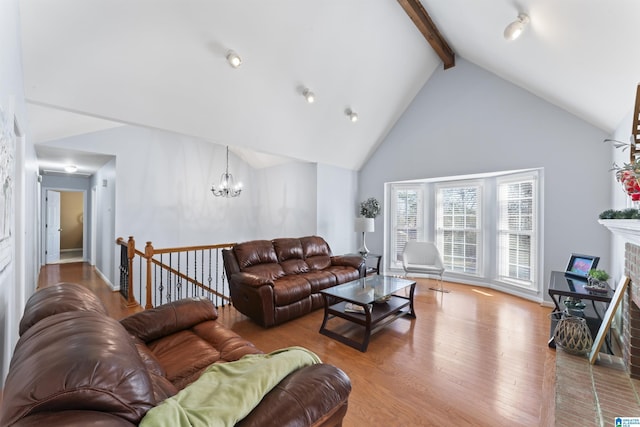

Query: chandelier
[211,146,242,198]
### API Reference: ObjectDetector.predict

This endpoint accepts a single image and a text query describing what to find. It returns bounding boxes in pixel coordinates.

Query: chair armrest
[231,272,274,288]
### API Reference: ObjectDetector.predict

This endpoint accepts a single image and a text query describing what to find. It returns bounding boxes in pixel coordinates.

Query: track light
[504,13,530,41]
[345,108,358,123]
[226,50,242,68]
[303,88,315,103]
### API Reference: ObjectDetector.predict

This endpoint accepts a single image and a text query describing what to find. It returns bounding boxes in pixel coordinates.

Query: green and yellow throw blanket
[140,346,321,427]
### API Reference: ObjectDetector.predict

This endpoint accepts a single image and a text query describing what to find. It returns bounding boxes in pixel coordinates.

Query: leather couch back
[232,236,334,276]
[18,282,108,336]
[1,310,156,426]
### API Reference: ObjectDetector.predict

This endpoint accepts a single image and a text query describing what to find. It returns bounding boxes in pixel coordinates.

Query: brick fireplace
[623,242,640,379]
[552,221,640,424]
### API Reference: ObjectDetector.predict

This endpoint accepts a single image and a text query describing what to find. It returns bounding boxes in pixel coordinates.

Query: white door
[46,190,61,264]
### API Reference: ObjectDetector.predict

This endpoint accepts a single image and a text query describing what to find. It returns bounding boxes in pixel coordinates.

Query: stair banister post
[144,241,154,309]
[125,236,138,308]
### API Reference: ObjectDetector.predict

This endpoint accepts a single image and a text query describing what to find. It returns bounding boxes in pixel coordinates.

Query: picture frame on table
[565,253,599,279]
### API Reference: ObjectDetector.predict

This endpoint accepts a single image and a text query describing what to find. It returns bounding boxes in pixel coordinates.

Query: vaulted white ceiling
[19,0,640,172]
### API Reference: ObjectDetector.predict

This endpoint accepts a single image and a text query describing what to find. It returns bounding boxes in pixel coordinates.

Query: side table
[346,253,382,276]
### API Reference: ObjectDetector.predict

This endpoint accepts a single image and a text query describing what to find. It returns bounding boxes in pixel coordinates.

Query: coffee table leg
[408,282,417,318]
[361,305,372,352]
[319,294,330,333]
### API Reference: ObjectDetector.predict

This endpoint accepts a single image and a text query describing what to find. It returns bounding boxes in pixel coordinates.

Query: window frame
[389,184,424,270]
[496,172,539,290]
[435,180,483,277]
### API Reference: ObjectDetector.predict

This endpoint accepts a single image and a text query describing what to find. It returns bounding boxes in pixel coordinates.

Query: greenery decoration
[360,197,381,218]
[588,269,609,282]
[598,208,640,219]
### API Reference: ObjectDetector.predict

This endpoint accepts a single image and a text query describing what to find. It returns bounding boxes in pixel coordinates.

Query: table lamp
[355,217,375,257]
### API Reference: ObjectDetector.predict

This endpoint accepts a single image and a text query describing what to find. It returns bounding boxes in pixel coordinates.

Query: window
[497,174,537,287]
[436,184,481,275]
[390,185,423,268]
[386,168,541,295]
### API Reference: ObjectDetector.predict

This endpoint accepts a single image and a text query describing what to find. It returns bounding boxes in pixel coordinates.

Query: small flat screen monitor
[565,254,599,278]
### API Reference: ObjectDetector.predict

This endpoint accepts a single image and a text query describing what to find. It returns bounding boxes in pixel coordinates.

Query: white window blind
[390,186,423,268]
[498,175,537,287]
[436,184,480,275]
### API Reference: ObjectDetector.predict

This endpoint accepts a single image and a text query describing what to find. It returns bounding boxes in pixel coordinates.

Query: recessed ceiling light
[64,165,78,173]
[303,88,315,104]
[226,50,242,68]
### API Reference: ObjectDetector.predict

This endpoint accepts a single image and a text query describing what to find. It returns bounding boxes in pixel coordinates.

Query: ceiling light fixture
[64,165,78,173]
[503,13,530,41]
[302,88,315,104]
[226,50,242,68]
[211,146,242,198]
[345,108,358,123]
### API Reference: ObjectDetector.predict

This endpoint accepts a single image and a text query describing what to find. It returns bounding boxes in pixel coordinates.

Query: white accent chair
[401,241,449,293]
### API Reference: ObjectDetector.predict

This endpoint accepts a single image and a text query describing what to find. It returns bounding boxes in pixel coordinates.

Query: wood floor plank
[37,263,555,426]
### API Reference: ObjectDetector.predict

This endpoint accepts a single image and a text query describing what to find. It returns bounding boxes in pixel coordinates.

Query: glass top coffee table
[319,275,416,352]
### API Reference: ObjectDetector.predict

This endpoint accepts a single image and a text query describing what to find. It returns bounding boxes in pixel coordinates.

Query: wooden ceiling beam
[397,0,455,69]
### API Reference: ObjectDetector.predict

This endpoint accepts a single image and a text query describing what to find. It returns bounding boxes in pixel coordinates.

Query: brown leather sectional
[223,236,365,327]
[0,282,352,426]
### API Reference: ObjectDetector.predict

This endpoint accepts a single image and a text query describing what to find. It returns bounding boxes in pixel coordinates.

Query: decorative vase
[553,314,593,355]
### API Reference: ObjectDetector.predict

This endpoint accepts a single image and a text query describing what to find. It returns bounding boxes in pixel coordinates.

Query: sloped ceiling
[19,1,640,173]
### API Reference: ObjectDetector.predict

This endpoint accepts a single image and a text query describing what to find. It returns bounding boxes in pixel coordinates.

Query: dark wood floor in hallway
[38,262,556,426]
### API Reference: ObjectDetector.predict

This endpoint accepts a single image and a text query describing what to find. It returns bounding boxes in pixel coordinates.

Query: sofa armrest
[11,411,137,427]
[236,364,351,427]
[231,272,274,288]
[120,298,218,343]
[332,255,366,277]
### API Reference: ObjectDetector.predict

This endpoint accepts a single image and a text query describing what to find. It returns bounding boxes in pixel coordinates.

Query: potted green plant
[586,268,610,292]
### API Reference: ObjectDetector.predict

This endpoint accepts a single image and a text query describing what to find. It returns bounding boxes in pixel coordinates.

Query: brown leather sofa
[1,282,352,427]
[223,236,364,327]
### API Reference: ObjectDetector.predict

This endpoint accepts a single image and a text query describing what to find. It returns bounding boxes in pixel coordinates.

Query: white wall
[317,163,358,255]
[359,58,611,301]
[41,126,356,286]
[1,0,39,386]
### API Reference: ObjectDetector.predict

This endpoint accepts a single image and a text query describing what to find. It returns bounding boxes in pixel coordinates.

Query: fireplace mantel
[598,219,640,245]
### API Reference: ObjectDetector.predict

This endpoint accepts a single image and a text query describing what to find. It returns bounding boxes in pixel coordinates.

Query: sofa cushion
[300,236,333,270]
[19,282,108,336]
[274,238,309,275]
[300,271,337,293]
[325,265,361,284]
[243,263,286,281]
[234,240,279,268]
[147,329,220,388]
[146,320,262,390]
[273,238,304,261]
[273,275,312,306]
[1,311,155,426]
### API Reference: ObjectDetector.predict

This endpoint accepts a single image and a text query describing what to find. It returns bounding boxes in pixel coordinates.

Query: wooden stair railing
[116,236,235,309]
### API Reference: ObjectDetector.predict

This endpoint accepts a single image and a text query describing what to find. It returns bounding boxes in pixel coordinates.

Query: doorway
[45,190,85,264]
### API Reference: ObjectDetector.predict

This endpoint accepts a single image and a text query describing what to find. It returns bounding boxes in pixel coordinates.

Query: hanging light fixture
[211,146,243,198]
[503,13,530,41]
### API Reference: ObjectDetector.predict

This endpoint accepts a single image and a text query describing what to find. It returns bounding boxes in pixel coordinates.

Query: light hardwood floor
[38,262,556,426]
